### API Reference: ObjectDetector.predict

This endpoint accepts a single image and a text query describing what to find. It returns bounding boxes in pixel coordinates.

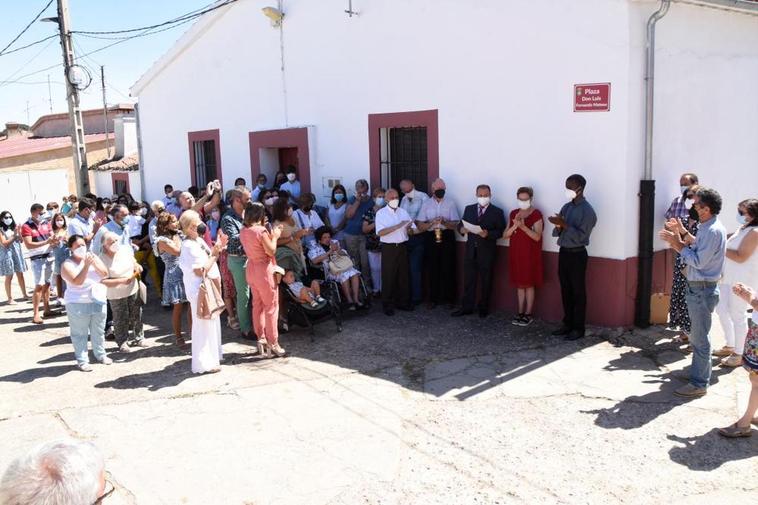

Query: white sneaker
[118,343,132,353]
[99,357,113,365]
[78,363,93,372]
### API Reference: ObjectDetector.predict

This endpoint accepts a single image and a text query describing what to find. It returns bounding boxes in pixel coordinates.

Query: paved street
[1,279,757,504]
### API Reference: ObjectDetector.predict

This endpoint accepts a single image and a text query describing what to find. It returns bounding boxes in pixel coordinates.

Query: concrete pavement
[0,280,756,504]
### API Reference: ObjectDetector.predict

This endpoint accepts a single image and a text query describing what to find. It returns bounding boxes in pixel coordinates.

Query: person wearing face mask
[361,187,387,297]
[162,184,175,208]
[21,203,58,324]
[713,199,758,367]
[503,187,544,326]
[278,165,301,204]
[61,235,112,371]
[667,185,701,347]
[665,173,699,221]
[99,231,147,353]
[345,179,374,292]
[453,185,506,318]
[0,211,29,304]
[375,188,416,316]
[91,204,132,256]
[67,198,103,248]
[178,210,229,373]
[659,187,727,398]
[51,214,70,304]
[399,179,429,306]
[155,212,190,347]
[327,184,348,246]
[251,174,268,202]
[548,174,597,339]
[717,282,758,438]
[293,193,325,250]
[417,178,460,309]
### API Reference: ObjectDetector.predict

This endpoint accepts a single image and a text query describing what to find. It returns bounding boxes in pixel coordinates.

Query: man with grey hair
[344,179,374,290]
[0,439,111,505]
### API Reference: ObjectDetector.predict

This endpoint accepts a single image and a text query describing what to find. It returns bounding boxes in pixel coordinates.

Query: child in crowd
[283,269,325,307]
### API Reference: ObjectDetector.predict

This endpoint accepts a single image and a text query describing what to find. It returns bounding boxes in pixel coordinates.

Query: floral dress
[669,216,699,333]
[155,235,187,305]
[0,229,27,276]
[362,207,381,252]
[307,243,360,284]
[743,313,758,374]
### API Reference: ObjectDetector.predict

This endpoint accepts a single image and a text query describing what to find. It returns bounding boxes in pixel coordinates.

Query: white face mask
[565,189,578,201]
[2,218,12,226]
[287,173,297,182]
[680,185,689,194]
[72,245,87,259]
[405,189,416,199]
[517,199,531,210]
[388,199,400,209]
[477,196,490,207]
[107,243,119,254]
[139,208,148,216]
[264,198,275,206]
[684,199,694,210]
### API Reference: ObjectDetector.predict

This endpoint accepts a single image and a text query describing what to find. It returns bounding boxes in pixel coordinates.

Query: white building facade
[131,0,758,327]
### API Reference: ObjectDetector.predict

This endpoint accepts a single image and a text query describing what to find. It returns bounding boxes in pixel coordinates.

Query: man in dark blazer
[452,184,506,318]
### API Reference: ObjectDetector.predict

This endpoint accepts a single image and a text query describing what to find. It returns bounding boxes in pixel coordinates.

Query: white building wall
[133,0,758,262]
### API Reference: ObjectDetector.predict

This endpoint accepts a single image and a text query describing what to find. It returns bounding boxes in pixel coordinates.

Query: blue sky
[0,0,214,127]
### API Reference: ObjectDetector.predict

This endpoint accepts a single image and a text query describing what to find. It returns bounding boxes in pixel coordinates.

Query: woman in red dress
[503,187,544,326]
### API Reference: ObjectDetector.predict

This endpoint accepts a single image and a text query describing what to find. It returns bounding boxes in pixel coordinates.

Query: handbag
[328,251,354,276]
[194,240,226,320]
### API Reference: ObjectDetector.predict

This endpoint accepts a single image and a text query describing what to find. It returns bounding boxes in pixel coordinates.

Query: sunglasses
[92,478,115,504]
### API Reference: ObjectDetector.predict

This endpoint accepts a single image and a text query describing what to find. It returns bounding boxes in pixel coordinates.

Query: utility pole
[54,0,89,196]
[25,101,30,125]
[46,74,53,113]
[100,65,110,158]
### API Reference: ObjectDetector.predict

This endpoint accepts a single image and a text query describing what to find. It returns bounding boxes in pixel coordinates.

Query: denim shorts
[30,256,54,286]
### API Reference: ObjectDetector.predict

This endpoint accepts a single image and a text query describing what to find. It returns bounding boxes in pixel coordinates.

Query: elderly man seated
[0,439,113,504]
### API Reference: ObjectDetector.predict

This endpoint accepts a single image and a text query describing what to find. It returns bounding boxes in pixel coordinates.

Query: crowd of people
[1,168,757,438]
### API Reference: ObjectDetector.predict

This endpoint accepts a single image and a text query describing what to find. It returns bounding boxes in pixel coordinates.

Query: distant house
[0,104,134,220]
[89,115,142,201]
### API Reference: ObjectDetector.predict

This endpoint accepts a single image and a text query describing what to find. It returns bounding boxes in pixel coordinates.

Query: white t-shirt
[375,206,415,244]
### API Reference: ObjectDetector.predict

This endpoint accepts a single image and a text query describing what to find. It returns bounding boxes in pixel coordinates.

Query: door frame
[367,109,439,191]
[248,127,311,193]
[111,172,130,195]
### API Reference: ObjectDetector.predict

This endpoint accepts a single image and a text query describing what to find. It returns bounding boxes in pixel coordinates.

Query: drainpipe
[635,0,671,328]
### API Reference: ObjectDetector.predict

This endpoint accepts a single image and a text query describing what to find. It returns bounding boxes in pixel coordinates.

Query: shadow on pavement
[667,429,758,471]
[0,364,75,383]
[93,359,194,391]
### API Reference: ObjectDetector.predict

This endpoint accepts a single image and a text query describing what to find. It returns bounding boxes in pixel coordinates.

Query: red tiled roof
[0,133,112,160]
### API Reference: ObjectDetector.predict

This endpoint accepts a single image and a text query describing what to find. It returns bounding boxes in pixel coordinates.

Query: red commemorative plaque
[574,83,611,112]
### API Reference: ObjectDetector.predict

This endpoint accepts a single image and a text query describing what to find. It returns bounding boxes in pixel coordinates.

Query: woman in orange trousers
[239,202,286,357]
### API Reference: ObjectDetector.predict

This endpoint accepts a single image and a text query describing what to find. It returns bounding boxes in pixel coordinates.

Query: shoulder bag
[193,239,226,320]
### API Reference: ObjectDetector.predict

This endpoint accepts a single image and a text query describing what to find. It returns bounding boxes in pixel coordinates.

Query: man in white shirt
[293,194,324,250]
[399,179,429,306]
[375,188,415,316]
[278,166,301,204]
[418,178,460,308]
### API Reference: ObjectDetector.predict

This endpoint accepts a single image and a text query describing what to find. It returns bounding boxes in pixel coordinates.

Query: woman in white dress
[178,210,228,374]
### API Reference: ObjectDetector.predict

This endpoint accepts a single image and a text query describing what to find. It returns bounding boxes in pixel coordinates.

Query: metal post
[100,65,110,158]
[56,0,89,196]
[47,74,53,113]
[636,0,671,328]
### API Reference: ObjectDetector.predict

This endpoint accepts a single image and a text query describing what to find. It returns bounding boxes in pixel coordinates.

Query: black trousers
[381,242,410,309]
[462,247,495,311]
[558,247,588,332]
[425,230,456,304]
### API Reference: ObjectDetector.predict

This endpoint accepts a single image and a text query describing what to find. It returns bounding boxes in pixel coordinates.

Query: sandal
[712,346,734,358]
[672,334,689,344]
[718,423,752,438]
[31,318,43,325]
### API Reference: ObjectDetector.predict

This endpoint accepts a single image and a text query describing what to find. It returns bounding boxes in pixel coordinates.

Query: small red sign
[574,83,611,112]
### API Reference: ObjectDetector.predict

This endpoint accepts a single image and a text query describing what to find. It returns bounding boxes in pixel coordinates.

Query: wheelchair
[280,280,342,341]
[305,250,372,311]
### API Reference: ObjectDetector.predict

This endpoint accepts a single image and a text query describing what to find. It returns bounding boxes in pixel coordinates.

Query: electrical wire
[0,34,58,58]
[0,0,55,56]
[71,0,236,36]
[0,38,57,88]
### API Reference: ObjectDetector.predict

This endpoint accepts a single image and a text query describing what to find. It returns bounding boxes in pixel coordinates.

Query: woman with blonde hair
[178,210,228,373]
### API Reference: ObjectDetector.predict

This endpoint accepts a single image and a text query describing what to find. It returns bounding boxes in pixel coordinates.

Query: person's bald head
[399,179,414,194]
[431,178,446,191]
